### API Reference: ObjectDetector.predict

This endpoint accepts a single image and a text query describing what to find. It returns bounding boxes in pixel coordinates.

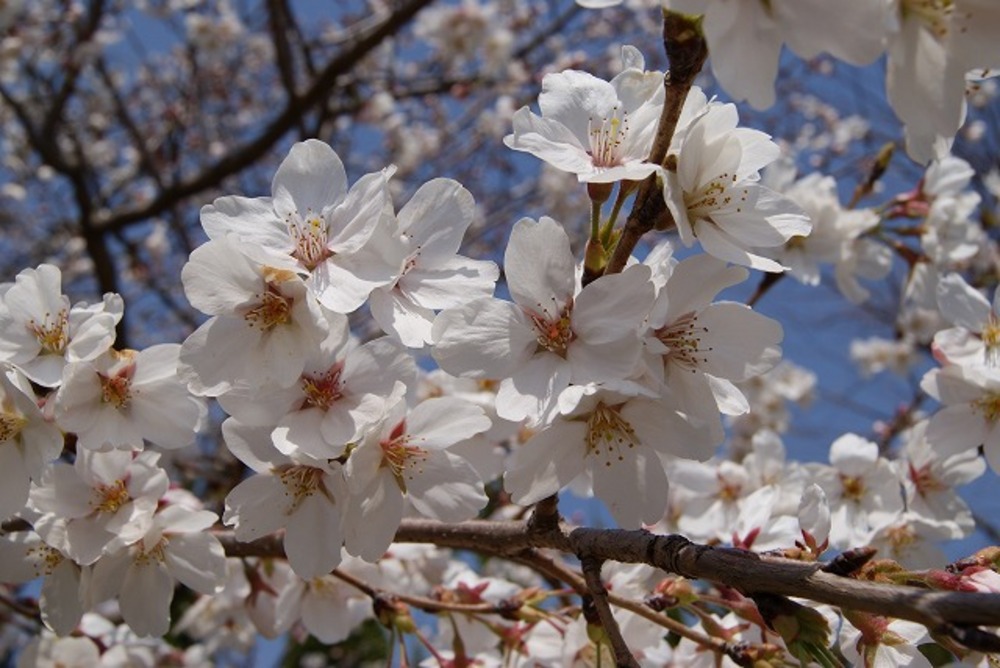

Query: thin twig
[581,556,640,668]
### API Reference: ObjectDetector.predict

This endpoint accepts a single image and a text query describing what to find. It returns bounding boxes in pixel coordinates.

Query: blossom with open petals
[504,46,663,183]
[663,102,811,272]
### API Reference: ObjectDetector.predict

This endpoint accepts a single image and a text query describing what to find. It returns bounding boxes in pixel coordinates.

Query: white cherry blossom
[369,178,498,347]
[432,216,653,424]
[218,326,414,461]
[274,554,376,644]
[504,46,664,183]
[808,434,904,548]
[934,272,1000,367]
[640,252,783,444]
[344,397,491,560]
[179,234,329,395]
[886,0,1000,162]
[505,384,713,528]
[89,495,227,637]
[664,0,888,109]
[0,528,87,636]
[0,366,62,520]
[0,264,122,387]
[28,449,169,566]
[200,139,400,313]
[921,363,1000,472]
[55,345,205,451]
[222,419,349,579]
[895,420,984,540]
[663,101,811,272]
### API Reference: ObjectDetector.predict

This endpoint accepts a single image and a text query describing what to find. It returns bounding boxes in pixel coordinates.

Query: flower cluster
[1,18,1000,665]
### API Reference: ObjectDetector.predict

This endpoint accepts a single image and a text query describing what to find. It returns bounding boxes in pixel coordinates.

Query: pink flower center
[99,353,137,408]
[908,462,947,496]
[380,420,428,489]
[529,307,576,357]
[301,362,345,410]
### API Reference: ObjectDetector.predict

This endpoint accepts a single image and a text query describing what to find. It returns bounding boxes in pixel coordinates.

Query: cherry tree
[1,1,1000,666]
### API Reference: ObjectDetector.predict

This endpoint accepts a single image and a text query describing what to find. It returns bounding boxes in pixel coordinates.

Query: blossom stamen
[0,410,27,442]
[983,314,1000,367]
[585,402,638,467]
[244,284,294,331]
[528,303,576,356]
[655,311,713,371]
[276,464,329,514]
[25,544,64,577]
[301,362,345,409]
[902,0,955,40]
[588,107,628,169]
[134,537,168,566]
[27,309,69,355]
[840,474,866,501]
[908,462,947,496]
[380,421,429,489]
[972,392,1000,423]
[289,212,332,271]
[92,479,131,514]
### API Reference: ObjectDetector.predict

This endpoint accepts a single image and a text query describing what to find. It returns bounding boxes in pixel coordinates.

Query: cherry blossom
[921,363,1000,472]
[432,216,653,423]
[218,325,414,461]
[934,272,1000,367]
[200,139,400,313]
[505,383,712,528]
[89,494,227,637]
[640,252,783,444]
[664,0,887,109]
[28,449,169,566]
[0,264,122,387]
[808,434,905,548]
[0,366,62,520]
[504,46,664,183]
[275,553,378,644]
[221,420,349,579]
[54,345,205,451]
[885,0,1000,162]
[179,234,329,394]
[662,100,812,272]
[344,397,491,560]
[0,528,87,636]
[369,178,499,347]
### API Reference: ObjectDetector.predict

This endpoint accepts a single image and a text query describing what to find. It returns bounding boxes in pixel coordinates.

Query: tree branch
[581,556,640,668]
[209,517,1000,641]
[605,11,708,275]
[96,0,437,234]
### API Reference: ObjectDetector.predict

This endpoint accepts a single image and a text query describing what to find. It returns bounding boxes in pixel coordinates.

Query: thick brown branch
[211,518,1000,638]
